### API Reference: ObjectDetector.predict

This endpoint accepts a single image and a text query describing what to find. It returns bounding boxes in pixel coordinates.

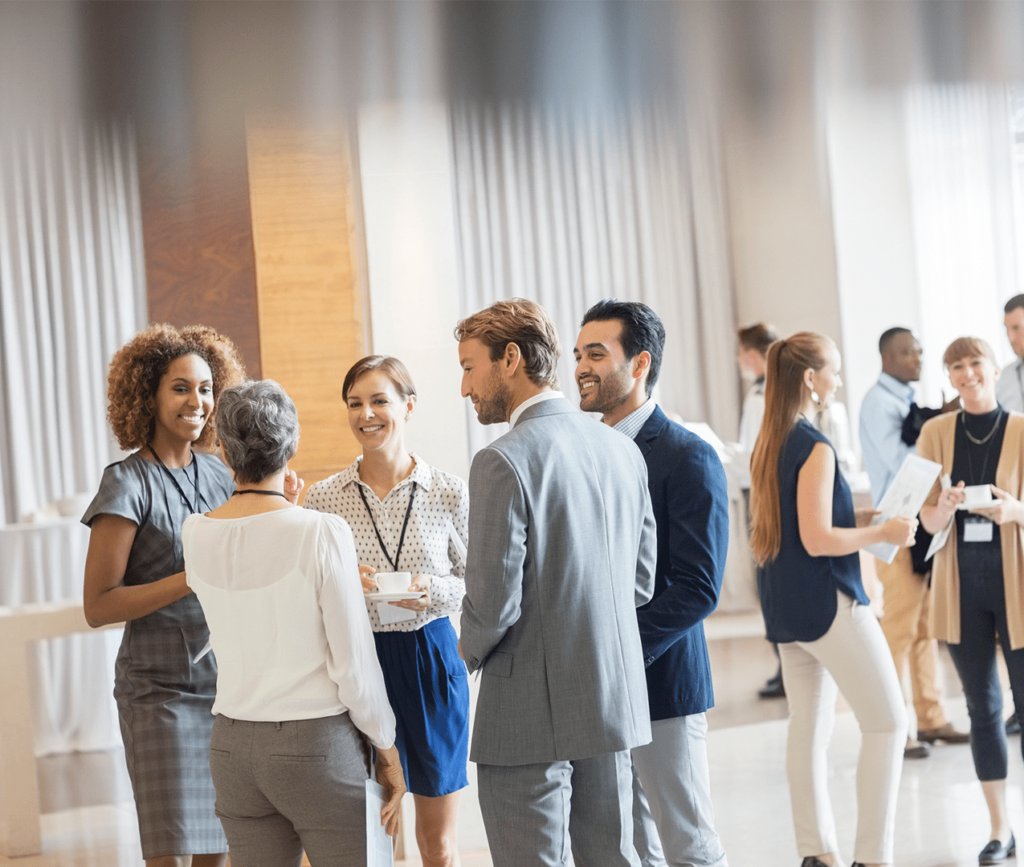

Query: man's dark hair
[878,326,912,355]
[1005,294,1024,315]
[581,299,665,397]
[737,323,778,356]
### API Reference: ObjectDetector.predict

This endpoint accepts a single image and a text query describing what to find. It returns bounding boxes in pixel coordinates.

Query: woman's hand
[880,515,918,547]
[392,575,433,611]
[974,486,1024,526]
[374,745,407,837]
[855,508,880,529]
[283,469,305,505]
[936,482,966,523]
[358,565,379,594]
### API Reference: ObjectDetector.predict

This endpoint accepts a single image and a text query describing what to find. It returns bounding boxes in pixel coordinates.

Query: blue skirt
[373,617,469,797]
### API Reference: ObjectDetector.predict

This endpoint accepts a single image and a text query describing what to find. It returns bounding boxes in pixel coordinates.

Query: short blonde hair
[454,298,561,388]
[942,336,998,370]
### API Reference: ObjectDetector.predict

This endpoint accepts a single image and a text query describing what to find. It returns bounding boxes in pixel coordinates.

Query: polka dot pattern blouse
[304,455,469,632]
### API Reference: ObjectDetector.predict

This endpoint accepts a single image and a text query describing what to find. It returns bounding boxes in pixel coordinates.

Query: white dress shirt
[859,372,915,505]
[304,455,469,632]
[735,378,766,491]
[182,507,396,750]
[996,356,1024,413]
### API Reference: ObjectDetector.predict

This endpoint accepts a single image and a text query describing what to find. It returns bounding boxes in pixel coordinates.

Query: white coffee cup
[962,484,993,508]
[374,572,413,594]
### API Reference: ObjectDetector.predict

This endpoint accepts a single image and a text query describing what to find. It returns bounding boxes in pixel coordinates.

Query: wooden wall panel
[139,118,262,378]
[245,113,369,493]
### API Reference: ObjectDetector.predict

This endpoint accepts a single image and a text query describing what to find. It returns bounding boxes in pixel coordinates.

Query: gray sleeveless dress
[82,450,234,858]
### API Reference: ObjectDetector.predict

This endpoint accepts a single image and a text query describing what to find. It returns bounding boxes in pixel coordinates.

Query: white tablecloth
[0,519,122,756]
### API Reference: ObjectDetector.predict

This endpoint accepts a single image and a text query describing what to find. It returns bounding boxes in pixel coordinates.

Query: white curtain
[449,100,739,458]
[0,121,146,525]
[905,85,1019,401]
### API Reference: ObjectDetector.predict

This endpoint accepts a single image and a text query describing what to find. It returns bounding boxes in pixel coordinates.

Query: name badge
[963,516,994,543]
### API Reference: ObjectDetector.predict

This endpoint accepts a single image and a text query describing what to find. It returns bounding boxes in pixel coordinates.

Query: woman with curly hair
[82,323,246,867]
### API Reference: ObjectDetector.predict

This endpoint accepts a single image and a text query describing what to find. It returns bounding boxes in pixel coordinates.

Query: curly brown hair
[106,324,247,451]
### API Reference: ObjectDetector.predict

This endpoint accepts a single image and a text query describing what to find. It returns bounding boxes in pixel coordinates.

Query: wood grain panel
[139,117,262,378]
[245,113,369,493]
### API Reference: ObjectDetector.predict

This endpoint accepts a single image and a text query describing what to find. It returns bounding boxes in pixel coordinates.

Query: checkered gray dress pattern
[82,451,235,859]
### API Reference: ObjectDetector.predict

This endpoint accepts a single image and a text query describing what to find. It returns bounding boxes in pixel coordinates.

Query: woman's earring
[811,390,821,405]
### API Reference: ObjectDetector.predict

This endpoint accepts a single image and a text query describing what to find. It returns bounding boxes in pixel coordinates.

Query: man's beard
[475,372,513,425]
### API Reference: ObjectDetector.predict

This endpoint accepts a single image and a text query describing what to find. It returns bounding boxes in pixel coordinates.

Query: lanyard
[358,482,417,572]
[149,446,202,514]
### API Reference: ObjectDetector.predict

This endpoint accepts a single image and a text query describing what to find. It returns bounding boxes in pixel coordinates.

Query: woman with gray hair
[181,379,405,867]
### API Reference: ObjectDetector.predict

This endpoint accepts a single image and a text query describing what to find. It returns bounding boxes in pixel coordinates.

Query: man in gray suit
[455,298,658,867]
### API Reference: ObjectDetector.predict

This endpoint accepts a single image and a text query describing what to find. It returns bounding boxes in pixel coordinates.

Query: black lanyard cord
[149,446,203,514]
[962,410,1002,486]
[358,482,417,572]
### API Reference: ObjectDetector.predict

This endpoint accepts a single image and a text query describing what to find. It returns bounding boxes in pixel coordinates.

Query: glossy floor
[6,617,1019,867]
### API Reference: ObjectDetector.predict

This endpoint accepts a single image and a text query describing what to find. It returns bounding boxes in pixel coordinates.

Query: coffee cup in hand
[962,485,993,508]
[374,572,413,594]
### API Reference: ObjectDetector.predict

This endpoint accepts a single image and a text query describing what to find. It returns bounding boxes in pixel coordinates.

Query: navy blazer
[634,405,729,720]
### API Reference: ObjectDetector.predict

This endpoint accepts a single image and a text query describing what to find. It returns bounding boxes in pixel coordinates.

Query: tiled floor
[6,615,1020,867]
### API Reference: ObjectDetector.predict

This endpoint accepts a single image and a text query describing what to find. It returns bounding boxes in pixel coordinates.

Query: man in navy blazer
[575,300,729,867]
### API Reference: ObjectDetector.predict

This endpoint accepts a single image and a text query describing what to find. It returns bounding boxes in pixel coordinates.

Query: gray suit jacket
[461,397,657,766]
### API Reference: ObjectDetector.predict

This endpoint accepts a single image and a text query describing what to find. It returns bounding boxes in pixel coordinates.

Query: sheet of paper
[865,454,942,564]
[448,523,468,567]
[925,474,954,562]
[376,601,417,626]
[365,778,395,867]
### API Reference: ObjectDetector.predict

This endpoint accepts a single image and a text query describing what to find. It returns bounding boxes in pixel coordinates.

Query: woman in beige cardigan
[918,336,1024,866]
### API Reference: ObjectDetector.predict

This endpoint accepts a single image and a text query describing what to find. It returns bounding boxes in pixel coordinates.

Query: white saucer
[957,500,1001,510]
[366,591,425,602]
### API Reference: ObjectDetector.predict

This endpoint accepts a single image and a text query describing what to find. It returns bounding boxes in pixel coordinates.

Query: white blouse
[303,454,469,633]
[182,507,396,750]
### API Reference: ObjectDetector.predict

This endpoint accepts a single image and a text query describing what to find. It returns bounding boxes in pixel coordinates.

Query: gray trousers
[209,713,372,867]
[478,750,640,867]
[632,714,728,867]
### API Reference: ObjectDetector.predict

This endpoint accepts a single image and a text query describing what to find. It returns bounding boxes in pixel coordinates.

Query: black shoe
[904,741,931,759]
[800,859,829,867]
[979,834,1015,864]
[1007,713,1021,736]
[759,670,786,699]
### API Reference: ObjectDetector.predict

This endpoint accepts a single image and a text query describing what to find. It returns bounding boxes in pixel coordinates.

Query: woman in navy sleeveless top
[750,333,915,867]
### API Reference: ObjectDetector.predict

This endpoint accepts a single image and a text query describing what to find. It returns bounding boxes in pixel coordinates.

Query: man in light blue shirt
[859,327,967,757]
[995,294,1024,413]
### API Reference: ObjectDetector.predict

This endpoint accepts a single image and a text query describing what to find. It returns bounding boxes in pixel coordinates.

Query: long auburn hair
[749,331,835,565]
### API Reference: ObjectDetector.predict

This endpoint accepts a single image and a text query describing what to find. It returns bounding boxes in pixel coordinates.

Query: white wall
[826,88,925,454]
[357,101,470,482]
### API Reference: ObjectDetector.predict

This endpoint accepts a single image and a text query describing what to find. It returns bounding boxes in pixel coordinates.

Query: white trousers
[779,591,907,865]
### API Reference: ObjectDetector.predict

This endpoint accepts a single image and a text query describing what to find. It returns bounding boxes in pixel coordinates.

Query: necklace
[232,489,289,499]
[961,408,1003,445]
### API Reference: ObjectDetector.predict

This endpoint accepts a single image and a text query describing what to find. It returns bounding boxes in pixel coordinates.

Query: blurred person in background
[735,322,785,700]
[859,327,968,760]
[995,295,1024,737]
[751,332,913,867]
[919,337,1024,866]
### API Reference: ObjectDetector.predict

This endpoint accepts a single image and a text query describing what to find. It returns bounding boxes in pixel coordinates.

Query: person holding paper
[918,336,1024,866]
[859,327,968,758]
[304,355,470,867]
[182,380,405,866]
[750,332,914,867]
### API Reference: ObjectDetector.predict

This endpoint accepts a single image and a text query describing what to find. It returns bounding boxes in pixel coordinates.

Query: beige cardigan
[917,411,1024,649]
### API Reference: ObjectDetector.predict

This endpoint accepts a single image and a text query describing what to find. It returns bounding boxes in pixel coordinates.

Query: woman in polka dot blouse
[304,355,469,867]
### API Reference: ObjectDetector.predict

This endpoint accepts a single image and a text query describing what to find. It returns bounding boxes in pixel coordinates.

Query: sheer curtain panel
[449,100,738,459]
[0,122,146,525]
